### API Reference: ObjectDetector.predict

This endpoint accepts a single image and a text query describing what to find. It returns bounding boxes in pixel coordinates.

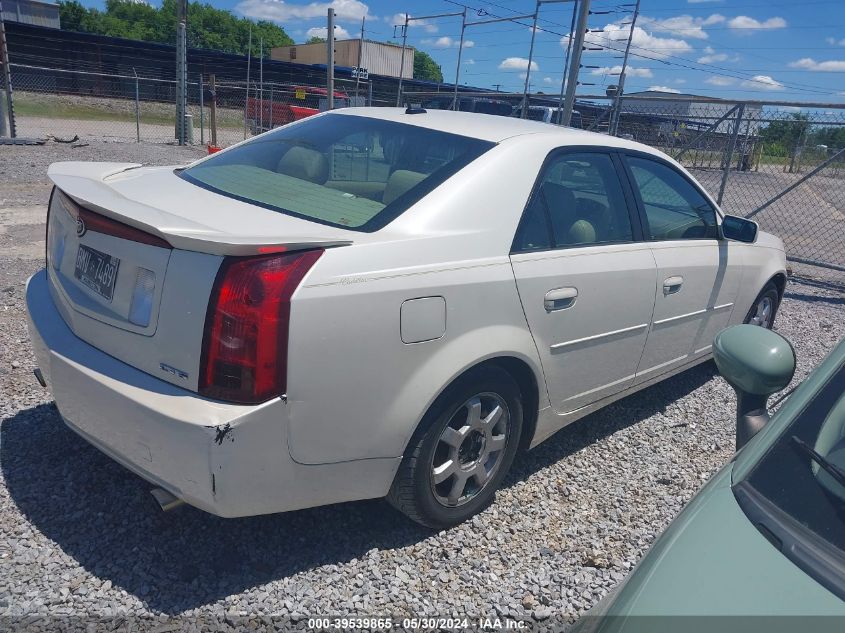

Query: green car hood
[597,465,845,620]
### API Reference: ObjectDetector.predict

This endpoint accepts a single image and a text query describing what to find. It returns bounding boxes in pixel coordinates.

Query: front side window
[181,114,494,232]
[513,152,634,252]
[626,155,719,241]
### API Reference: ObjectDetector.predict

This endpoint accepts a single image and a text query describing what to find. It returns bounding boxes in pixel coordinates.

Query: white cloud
[463,58,475,65]
[826,37,845,46]
[543,76,554,85]
[727,16,787,32]
[421,36,474,49]
[590,65,653,78]
[697,46,734,64]
[639,14,724,40]
[499,57,539,72]
[306,25,351,39]
[387,13,437,33]
[789,57,845,72]
[648,85,682,93]
[741,75,784,90]
[566,23,692,60]
[235,0,370,22]
[705,75,736,86]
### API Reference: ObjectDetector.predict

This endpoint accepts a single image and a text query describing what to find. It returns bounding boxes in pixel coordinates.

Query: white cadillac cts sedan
[27,108,786,528]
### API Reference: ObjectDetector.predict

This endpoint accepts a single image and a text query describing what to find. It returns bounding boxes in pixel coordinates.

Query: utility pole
[453,8,467,111]
[459,10,535,108]
[396,13,409,106]
[243,25,251,139]
[355,16,365,101]
[0,0,15,137]
[327,8,335,109]
[259,37,264,132]
[609,0,640,136]
[175,0,187,145]
[562,0,591,126]
[209,73,217,146]
[397,11,464,107]
[557,0,578,119]
[521,7,539,118]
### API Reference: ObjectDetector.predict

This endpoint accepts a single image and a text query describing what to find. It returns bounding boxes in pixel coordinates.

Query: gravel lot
[1,140,843,630]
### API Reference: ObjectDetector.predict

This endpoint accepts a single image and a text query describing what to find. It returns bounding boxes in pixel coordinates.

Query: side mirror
[713,325,796,450]
[721,215,758,243]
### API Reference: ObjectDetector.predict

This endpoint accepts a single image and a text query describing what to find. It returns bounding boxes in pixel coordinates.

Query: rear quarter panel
[284,137,557,465]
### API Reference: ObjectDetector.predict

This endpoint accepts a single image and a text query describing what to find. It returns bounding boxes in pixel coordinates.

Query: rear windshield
[180,114,494,232]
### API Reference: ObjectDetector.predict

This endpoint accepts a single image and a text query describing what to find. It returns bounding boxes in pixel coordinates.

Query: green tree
[57,0,292,56]
[760,113,810,152]
[413,49,443,83]
[306,36,326,44]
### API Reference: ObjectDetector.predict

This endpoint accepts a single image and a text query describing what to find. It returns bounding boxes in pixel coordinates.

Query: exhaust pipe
[33,368,47,388]
[150,487,185,512]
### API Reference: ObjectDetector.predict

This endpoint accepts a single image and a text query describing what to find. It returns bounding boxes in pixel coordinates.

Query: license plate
[74,244,120,302]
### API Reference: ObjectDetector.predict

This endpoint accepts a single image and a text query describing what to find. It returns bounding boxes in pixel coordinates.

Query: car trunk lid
[45,161,351,391]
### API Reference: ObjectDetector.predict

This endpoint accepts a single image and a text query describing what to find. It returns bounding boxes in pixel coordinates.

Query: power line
[441,0,838,95]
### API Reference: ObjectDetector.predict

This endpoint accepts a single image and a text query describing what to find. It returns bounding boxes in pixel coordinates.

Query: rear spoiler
[47,162,353,257]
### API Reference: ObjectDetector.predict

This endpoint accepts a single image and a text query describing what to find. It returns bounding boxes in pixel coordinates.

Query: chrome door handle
[663,276,684,295]
[545,287,578,312]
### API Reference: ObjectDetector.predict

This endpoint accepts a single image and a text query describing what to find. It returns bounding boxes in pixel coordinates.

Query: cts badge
[159,363,188,380]
[75,217,86,237]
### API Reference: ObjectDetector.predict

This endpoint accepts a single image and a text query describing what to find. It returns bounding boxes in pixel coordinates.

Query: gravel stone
[0,140,843,629]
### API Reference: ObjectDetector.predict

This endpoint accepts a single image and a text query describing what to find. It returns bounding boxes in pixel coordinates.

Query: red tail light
[199,249,323,404]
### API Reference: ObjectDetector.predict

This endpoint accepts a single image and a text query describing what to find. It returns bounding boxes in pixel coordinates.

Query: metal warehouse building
[272,40,414,79]
[621,90,764,134]
[1,0,59,28]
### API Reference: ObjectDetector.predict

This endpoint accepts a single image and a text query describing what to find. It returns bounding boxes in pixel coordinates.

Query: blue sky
[86,0,845,102]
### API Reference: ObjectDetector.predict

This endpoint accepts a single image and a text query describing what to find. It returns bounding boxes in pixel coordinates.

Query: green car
[574,325,845,632]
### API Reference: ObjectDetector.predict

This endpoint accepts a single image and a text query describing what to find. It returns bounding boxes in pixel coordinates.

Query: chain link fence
[3,66,844,273]
[406,90,845,272]
[7,64,379,159]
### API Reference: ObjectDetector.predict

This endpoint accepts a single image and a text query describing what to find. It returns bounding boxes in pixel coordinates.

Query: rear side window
[513,152,634,252]
[181,114,494,232]
[625,156,718,240]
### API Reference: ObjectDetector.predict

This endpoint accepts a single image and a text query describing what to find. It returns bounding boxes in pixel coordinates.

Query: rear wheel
[387,366,523,529]
[744,281,780,329]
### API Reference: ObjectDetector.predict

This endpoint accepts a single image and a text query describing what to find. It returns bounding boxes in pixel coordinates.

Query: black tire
[743,281,780,329]
[387,365,524,529]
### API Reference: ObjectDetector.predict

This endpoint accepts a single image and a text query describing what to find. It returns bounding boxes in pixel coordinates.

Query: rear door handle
[663,276,684,295]
[545,287,578,312]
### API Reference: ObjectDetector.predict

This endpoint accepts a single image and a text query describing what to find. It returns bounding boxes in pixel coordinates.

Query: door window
[626,156,719,240]
[514,152,634,252]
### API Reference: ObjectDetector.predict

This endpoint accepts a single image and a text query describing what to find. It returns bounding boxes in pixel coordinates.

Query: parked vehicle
[512,105,583,128]
[423,95,513,117]
[572,326,845,627]
[245,86,351,133]
[27,108,786,528]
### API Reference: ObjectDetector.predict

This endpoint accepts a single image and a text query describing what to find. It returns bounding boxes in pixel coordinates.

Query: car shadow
[1,363,718,614]
[508,361,718,483]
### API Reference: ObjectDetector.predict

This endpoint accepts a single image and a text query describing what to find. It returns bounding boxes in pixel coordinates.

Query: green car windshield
[180,114,494,232]
[738,361,845,594]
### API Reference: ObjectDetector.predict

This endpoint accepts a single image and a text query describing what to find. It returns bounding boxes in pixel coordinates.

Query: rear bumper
[25,269,400,517]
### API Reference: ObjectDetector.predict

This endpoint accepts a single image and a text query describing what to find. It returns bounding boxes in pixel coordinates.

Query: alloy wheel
[430,393,510,507]
[749,296,773,328]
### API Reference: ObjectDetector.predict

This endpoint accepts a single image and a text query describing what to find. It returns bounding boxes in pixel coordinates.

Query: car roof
[329,107,657,154]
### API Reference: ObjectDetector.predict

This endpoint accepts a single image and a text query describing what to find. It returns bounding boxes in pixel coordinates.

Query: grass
[15,93,243,129]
